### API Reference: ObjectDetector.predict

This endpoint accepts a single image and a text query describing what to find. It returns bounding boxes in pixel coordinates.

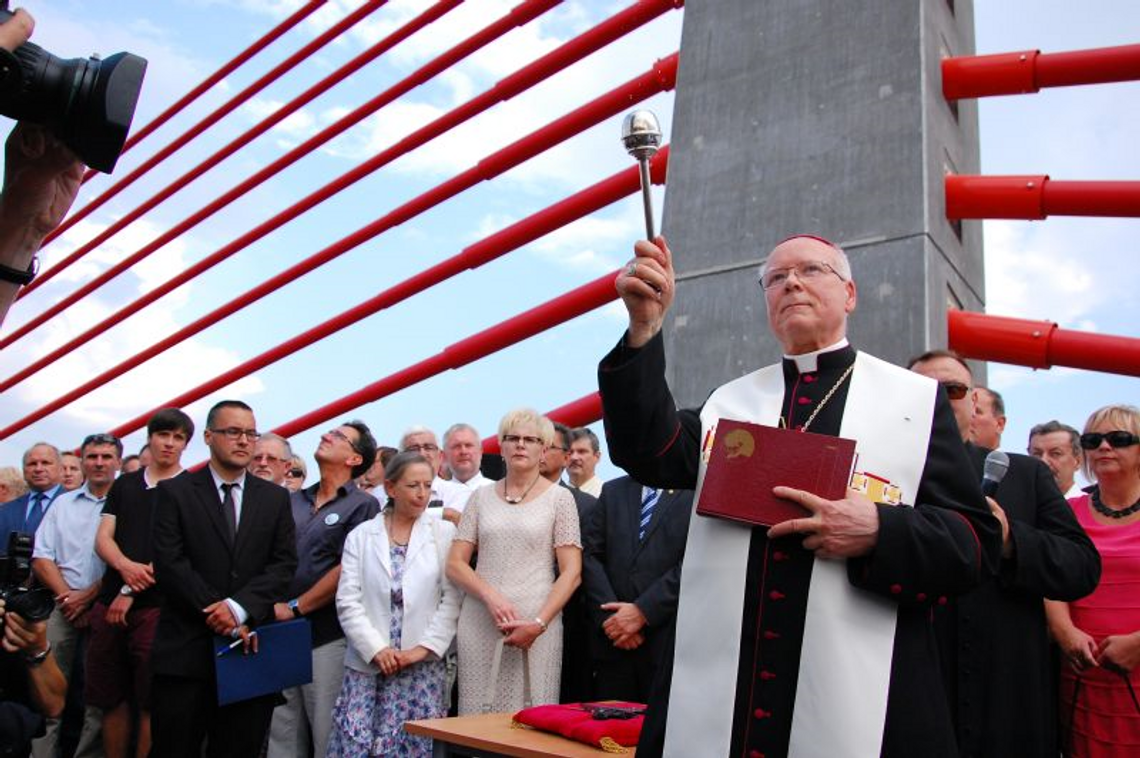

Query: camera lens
[0,10,147,173]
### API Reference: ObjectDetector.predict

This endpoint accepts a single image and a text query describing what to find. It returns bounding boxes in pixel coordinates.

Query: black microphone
[981,450,1010,497]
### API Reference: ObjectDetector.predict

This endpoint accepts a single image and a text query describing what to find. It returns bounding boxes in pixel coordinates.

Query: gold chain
[799,364,855,432]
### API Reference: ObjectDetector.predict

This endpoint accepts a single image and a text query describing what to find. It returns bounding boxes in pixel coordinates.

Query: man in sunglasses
[601,233,1001,758]
[267,421,379,758]
[909,349,1100,757]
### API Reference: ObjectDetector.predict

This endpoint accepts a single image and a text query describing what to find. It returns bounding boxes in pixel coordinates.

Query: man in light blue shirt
[31,432,122,758]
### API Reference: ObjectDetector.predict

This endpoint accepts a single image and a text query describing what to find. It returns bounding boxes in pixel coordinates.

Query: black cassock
[598,334,1002,758]
[934,445,1100,757]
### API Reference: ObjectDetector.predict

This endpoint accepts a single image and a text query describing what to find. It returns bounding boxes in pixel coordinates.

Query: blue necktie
[25,492,46,534]
[639,488,660,541]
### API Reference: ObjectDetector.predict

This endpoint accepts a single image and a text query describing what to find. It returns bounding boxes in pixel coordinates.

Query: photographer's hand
[0,7,34,51]
[0,122,84,325]
[3,609,66,719]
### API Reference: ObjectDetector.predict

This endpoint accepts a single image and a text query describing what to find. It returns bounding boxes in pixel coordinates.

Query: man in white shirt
[400,426,466,523]
[440,423,491,523]
[567,428,604,497]
[1028,421,1085,498]
[32,432,122,758]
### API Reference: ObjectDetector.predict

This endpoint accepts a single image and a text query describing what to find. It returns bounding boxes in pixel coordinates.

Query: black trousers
[149,673,276,758]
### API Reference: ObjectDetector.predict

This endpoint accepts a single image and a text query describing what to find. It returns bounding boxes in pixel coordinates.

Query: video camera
[0,532,54,623]
[0,1,147,173]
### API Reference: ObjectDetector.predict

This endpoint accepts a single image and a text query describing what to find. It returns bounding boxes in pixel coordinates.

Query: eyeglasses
[82,432,121,447]
[286,468,304,478]
[760,260,846,290]
[252,453,286,464]
[1079,431,1140,450]
[327,428,362,454]
[939,381,970,401]
[502,434,543,447]
[210,427,261,441]
[404,443,439,454]
[547,444,568,453]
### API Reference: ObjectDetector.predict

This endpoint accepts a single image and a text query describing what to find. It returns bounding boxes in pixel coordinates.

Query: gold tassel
[598,737,630,754]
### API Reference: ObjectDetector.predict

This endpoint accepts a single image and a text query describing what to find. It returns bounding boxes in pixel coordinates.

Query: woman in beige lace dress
[447,408,582,713]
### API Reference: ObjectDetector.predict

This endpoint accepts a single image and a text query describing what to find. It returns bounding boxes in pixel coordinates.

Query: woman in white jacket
[327,452,461,757]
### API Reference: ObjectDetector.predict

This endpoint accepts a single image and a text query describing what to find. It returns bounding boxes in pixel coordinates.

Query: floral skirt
[326,660,447,758]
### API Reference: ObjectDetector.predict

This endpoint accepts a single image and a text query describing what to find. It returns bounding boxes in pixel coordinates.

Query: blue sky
[1,1,1136,483]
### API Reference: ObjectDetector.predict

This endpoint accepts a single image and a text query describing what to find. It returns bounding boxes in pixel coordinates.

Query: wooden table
[406,712,637,757]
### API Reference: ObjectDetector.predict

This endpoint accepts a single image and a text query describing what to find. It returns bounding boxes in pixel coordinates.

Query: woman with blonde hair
[447,408,581,713]
[1046,404,1140,756]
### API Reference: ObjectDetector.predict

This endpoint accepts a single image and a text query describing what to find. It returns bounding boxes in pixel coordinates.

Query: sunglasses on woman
[1079,431,1140,450]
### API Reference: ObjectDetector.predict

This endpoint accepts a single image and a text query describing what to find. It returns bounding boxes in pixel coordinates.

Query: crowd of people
[0,371,1135,758]
[0,402,695,757]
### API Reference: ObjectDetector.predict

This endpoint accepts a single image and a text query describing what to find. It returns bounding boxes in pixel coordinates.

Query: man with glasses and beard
[267,421,379,758]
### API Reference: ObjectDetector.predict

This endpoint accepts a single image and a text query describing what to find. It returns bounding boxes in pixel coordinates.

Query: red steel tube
[481,393,602,455]
[942,43,1140,100]
[4,1,541,344]
[17,0,462,303]
[25,1,466,301]
[271,272,619,440]
[0,56,678,438]
[34,0,388,256]
[108,149,667,439]
[945,175,1140,220]
[76,0,327,186]
[948,310,1140,377]
[3,0,677,351]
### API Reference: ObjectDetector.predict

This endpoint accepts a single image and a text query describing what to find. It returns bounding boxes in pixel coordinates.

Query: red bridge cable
[20,0,462,302]
[30,0,390,265]
[3,0,677,349]
[75,0,328,186]
[107,148,667,440]
[0,53,679,438]
[481,393,603,456]
[942,43,1140,101]
[270,272,620,441]
[0,1,679,359]
[948,310,1140,378]
[945,175,1140,220]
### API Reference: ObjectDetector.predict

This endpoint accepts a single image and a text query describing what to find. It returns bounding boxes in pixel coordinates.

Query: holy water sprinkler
[621,109,662,239]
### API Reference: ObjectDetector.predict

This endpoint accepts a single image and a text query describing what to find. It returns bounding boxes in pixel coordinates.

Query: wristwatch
[288,598,302,618]
[24,642,51,667]
[119,584,133,596]
[0,256,37,286]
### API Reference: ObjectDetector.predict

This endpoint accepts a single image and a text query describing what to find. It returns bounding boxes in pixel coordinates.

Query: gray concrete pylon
[659,0,984,402]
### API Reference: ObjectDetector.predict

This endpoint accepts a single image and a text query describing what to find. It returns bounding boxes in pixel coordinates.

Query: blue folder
[213,618,313,705]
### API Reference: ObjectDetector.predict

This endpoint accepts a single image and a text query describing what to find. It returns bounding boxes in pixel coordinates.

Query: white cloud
[982,220,1095,324]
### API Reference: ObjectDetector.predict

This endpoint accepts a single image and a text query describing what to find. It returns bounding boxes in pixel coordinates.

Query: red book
[696,418,857,527]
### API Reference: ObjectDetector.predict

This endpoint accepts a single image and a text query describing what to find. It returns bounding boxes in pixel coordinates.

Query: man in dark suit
[149,400,297,758]
[582,476,692,703]
[0,443,64,554]
[910,350,1100,757]
[541,421,598,703]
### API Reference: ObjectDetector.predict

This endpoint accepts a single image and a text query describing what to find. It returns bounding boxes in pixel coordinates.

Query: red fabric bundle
[511,702,645,753]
